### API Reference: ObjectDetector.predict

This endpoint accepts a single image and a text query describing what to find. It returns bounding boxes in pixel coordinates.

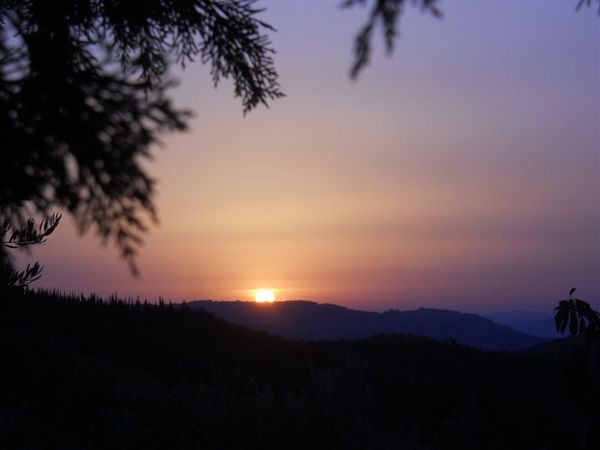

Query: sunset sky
[18,0,599,313]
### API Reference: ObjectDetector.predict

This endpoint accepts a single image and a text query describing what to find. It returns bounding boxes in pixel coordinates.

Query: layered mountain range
[188,300,548,351]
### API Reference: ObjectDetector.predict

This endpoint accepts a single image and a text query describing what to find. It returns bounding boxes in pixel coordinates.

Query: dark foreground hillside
[0,291,598,450]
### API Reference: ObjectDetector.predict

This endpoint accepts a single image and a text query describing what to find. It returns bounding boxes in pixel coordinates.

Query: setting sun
[255,289,275,303]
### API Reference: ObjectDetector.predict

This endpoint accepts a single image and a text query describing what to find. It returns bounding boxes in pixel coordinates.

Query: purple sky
[18,0,599,313]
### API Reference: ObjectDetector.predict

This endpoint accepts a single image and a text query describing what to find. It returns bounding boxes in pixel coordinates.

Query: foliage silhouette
[577,0,600,13]
[0,213,61,289]
[343,0,599,78]
[343,0,442,78]
[0,0,282,273]
[1,213,61,249]
[554,288,600,361]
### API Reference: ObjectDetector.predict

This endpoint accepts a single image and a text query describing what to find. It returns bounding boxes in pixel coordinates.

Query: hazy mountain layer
[484,310,560,339]
[189,300,547,351]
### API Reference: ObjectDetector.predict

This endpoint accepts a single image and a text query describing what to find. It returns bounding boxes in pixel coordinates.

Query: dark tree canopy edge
[0,0,282,272]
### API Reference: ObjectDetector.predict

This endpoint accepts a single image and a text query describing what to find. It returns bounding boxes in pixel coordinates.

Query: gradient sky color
[17,0,599,313]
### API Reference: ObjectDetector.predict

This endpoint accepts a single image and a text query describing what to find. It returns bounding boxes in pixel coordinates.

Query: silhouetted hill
[188,300,546,351]
[1,290,598,449]
[525,335,586,359]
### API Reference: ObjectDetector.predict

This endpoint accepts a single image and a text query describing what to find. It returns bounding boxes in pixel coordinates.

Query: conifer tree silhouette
[0,0,282,274]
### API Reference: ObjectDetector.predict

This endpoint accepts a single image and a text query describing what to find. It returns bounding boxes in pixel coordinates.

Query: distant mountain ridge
[484,310,560,339]
[188,300,547,351]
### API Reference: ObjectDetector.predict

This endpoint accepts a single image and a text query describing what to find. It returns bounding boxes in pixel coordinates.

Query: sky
[17,0,599,313]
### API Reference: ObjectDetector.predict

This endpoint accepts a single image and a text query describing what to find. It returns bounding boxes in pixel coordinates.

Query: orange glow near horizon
[254,289,276,303]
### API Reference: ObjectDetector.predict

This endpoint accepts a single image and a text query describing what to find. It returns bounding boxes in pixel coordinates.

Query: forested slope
[0,290,597,449]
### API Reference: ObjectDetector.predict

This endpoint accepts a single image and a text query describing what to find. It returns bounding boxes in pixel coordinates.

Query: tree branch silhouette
[0,214,61,289]
[343,0,598,79]
[342,0,442,79]
[0,1,282,273]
